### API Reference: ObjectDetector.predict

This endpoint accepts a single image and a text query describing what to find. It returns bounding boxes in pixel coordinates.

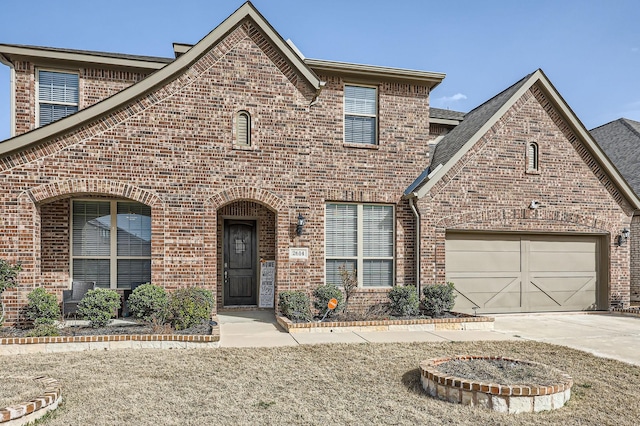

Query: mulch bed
[0,321,212,338]
[436,358,568,386]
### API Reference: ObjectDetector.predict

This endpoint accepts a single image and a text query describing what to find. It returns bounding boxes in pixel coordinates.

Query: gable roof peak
[0,0,321,157]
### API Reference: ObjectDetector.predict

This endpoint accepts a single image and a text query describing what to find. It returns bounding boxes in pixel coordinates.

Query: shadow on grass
[401,368,424,395]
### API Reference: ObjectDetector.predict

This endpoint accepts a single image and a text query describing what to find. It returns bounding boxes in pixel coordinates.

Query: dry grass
[0,377,46,408]
[1,341,639,425]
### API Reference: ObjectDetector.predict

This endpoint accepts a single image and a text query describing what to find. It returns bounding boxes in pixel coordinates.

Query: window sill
[342,143,379,150]
[525,169,541,175]
[232,144,257,151]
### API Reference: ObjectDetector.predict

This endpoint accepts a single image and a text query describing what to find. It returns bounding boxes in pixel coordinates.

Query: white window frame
[36,68,79,127]
[70,199,151,289]
[325,202,395,288]
[236,110,251,146]
[344,84,378,145]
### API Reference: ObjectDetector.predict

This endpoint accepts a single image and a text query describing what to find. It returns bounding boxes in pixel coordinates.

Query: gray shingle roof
[590,118,640,196]
[0,43,174,63]
[429,107,465,121]
[430,73,531,169]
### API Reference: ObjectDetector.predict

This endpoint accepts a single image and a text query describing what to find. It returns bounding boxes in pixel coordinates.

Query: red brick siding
[417,84,633,308]
[0,21,431,323]
[40,199,70,297]
[631,216,640,303]
[12,61,150,135]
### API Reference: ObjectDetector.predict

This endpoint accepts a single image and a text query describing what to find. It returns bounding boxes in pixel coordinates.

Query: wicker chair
[62,281,95,318]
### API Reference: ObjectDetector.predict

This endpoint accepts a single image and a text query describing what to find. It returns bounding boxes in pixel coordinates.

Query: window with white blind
[325,203,394,287]
[72,200,151,289]
[236,111,251,146]
[344,85,377,145]
[37,69,79,127]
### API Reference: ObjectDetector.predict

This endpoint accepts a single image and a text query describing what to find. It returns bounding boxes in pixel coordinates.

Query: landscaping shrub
[388,285,420,317]
[78,288,121,328]
[127,283,169,323]
[26,323,60,337]
[422,282,457,318]
[312,284,344,317]
[0,259,21,325]
[168,287,214,330]
[278,291,312,323]
[25,287,60,325]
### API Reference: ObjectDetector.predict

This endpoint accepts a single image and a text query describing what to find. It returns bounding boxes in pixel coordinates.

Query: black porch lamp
[617,228,630,246]
[296,213,306,236]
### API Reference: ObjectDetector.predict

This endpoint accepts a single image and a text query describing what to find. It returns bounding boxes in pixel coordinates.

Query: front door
[224,220,257,306]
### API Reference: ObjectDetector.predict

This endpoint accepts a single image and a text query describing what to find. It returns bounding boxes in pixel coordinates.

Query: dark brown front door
[224,220,257,306]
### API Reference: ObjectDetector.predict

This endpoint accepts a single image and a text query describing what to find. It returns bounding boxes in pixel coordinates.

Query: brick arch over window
[15,179,166,290]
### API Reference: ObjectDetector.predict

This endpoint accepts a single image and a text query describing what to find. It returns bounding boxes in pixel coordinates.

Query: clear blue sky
[0,0,639,141]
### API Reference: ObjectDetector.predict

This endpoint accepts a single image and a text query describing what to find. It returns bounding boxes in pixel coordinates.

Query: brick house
[591,118,640,303]
[0,2,636,324]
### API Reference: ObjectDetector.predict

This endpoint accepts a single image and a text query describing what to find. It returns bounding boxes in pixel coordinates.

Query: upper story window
[236,111,251,146]
[325,203,394,287]
[527,142,539,172]
[37,70,79,127]
[344,85,377,145]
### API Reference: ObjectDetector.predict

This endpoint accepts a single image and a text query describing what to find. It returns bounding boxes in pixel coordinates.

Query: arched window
[527,142,539,171]
[237,111,251,146]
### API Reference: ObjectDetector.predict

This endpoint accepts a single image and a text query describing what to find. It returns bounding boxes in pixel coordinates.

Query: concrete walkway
[217,310,519,348]
[218,310,640,366]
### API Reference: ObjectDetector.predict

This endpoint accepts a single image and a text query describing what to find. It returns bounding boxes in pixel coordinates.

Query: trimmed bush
[312,284,344,317]
[422,282,457,318]
[278,291,312,323]
[26,324,60,337]
[168,287,214,330]
[78,288,121,328]
[127,283,169,323]
[0,260,21,325]
[388,285,420,317]
[25,287,60,325]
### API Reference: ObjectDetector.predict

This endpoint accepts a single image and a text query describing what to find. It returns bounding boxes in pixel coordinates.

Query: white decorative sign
[258,260,276,308]
[289,247,309,260]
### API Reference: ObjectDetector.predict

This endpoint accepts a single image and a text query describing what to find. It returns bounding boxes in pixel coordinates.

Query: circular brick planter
[0,376,61,425]
[419,356,572,414]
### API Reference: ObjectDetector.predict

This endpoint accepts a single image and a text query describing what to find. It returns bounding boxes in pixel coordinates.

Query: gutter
[408,195,420,297]
[0,53,15,137]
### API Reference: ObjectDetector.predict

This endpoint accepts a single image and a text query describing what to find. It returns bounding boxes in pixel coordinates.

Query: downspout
[409,195,420,297]
[0,54,15,137]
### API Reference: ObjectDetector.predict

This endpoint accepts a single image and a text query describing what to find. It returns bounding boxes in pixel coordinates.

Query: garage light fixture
[617,228,630,246]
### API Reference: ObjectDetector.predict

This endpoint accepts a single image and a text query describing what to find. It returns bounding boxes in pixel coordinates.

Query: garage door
[445,233,602,314]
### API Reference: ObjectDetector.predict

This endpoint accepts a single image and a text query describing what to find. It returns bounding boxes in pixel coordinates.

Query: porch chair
[62,281,96,318]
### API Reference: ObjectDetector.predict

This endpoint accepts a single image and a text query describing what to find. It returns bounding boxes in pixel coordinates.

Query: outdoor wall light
[617,228,630,246]
[296,213,306,236]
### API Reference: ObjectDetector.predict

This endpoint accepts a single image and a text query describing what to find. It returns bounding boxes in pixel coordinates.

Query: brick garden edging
[420,356,573,414]
[0,376,61,425]
[276,313,493,333]
[0,320,220,355]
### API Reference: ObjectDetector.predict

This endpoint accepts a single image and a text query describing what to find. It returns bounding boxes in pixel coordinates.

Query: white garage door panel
[446,234,600,314]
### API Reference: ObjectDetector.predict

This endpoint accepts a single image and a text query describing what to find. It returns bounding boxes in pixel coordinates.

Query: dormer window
[527,142,539,172]
[236,110,251,146]
[37,69,79,127]
[344,85,377,145]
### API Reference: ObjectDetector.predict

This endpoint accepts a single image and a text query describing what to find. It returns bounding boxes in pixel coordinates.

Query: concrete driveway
[492,312,640,366]
[218,310,640,366]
